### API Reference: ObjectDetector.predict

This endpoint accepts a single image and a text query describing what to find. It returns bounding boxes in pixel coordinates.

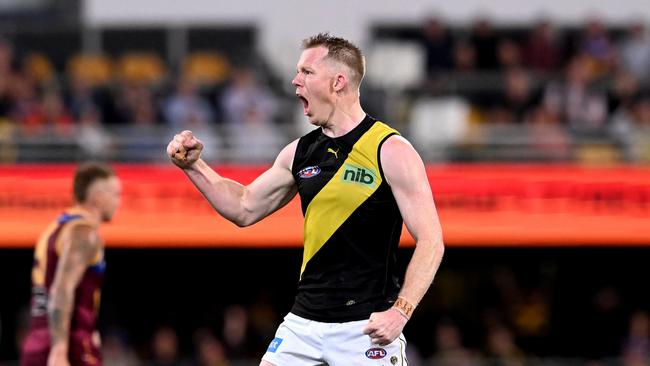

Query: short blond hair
[302,33,365,86]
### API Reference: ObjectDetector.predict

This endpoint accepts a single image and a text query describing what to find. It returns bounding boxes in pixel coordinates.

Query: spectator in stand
[149,326,187,366]
[454,40,478,73]
[221,305,257,362]
[607,73,647,159]
[23,89,74,137]
[103,328,140,366]
[0,37,15,73]
[111,82,159,125]
[485,325,525,366]
[116,84,171,161]
[496,38,523,70]
[617,21,650,81]
[609,71,641,115]
[110,82,159,128]
[192,328,229,366]
[526,105,572,161]
[165,76,221,160]
[76,105,113,159]
[470,18,499,70]
[220,67,282,162]
[578,16,616,78]
[510,288,551,353]
[165,76,215,130]
[0,38,16,118]
[221,67,276,127]
[10,73,40,128]
[485,67,538,124]
[633,96,650,125]
[429,320,477,366]
[67,76,101,122]
[543,55,608,132]
[422,15,455,77]
[523,19,563,72]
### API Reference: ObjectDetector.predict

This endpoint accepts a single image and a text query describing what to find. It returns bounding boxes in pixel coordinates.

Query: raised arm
[167,130,298,227]
[363,135,444,346]
[47,224,99,366]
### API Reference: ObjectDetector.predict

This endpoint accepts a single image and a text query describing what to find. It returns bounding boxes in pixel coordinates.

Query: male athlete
[167,33,444,365]
[21,162,122,366]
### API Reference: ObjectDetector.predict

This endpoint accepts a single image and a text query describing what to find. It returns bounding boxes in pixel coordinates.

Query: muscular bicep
[51,225,98,294]
[240,140,298,225]
[381,136,442,243]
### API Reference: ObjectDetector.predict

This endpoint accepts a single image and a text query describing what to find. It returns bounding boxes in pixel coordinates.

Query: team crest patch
[391,355,398,364]
[298,166,321,178]
[365,347,387,359]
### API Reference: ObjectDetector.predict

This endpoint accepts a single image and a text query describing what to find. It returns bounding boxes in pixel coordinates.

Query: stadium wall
[2,164,649,247]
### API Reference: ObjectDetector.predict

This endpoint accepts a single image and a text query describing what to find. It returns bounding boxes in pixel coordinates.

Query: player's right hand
[167,130,204,169]
[47,343,70,366]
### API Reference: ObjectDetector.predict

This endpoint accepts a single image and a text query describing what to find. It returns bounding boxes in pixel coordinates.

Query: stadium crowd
[0,16,648,162]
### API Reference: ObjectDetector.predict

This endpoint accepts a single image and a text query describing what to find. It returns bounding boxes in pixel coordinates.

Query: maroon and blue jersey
[21,209,105,365]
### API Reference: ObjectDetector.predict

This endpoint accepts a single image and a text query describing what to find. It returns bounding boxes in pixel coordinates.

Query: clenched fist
[362,308,408,346]
[167,130,204,169]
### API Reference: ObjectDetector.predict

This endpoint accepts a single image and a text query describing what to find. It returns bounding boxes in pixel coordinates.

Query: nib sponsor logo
[342,164,377,188]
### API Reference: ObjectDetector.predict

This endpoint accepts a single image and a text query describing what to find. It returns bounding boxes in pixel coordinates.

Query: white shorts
[261,312,408,366]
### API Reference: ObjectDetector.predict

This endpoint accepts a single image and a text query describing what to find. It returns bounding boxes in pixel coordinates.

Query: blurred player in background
[21,162,122,366]
[167,33,444,365]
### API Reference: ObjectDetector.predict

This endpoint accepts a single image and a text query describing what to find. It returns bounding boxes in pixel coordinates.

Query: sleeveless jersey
[290,115,403,322]
[27,209,105,332]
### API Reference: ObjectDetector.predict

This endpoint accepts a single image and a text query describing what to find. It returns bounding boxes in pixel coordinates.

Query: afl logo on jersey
[365,348,387,359]
[298,166,321,179]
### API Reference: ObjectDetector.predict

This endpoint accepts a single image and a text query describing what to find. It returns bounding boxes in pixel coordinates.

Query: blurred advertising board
[1,164,649,247]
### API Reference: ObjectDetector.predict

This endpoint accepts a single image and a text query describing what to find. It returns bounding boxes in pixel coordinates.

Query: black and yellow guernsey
[290,115,404,322]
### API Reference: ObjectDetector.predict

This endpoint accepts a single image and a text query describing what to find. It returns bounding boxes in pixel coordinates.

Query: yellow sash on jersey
[300,122,398,276]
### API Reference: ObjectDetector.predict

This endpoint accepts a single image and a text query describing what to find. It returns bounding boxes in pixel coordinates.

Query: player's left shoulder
[380,134,420,162]
[380,134,428,187]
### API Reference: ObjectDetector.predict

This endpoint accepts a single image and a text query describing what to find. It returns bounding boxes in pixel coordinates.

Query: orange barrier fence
[1,164,649,248]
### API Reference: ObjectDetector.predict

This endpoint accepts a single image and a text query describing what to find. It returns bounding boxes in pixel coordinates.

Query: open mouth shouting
[297,93,310,116]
